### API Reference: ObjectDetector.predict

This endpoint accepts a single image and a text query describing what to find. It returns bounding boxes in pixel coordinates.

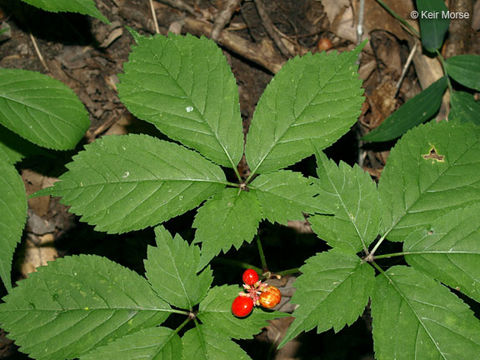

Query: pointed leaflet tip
[194,188,262,270]
[125,26,145,43]
[279,250,374,348]
[145,226,213,309]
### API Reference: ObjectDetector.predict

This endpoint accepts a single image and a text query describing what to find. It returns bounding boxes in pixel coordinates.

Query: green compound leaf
[0,68,90,150]
[20,0,108,23]
[404,204,480,303]
[193,188,262,269]
[81,327,182,360]
[118,34,243,169]
[446,55,480,91]
[417,0,449,53]
[309,151,380,253]
[279,249,374,347]
[0,255,171,360]
[250,170,328,225]
[449,91,480,125]
[378,121,480,242]
[245,43,364,175]
[363,77,447,142]
[182,325,250,360]
[198,285,288,340]
[40,134,226,234]
[145,226,213,310]
[371,265,480,360]
[0,160,27,291]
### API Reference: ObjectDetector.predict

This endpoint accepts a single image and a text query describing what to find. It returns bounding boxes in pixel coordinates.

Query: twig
[29,33,49,72]
[211,0,242,40]
[184,17,285,73]
[157,0,198,17]
[149,0,160,34]
[394,41,417,98]
[253,0,292,57]
[162,0,291,72]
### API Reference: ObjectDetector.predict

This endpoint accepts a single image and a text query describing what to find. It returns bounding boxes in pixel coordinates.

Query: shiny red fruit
[259,286,281,309]
[232,296,254,317]
[242,269,259,286]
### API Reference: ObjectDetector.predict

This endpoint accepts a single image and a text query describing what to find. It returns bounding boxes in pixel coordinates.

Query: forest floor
[0,0,479,358]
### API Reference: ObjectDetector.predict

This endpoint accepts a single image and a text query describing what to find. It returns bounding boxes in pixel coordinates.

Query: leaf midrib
[286,261,363,341]
[162,243,194,310]
[150,329,178,359]
[380,271,448,360]
[319,159,369,253]
[248,53,354,177]
[57,177,229,191]
[403,250,480,255]
[2,306,173,312]
[145,44,238,169]
[0,94,84,130]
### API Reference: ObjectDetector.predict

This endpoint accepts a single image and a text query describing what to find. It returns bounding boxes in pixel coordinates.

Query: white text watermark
[410,10,470,20]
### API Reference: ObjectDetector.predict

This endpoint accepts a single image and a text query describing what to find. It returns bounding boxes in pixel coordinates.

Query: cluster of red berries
[231,269,282,317]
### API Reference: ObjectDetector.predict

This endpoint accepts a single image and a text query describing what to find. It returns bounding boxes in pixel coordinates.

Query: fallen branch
[157,0,198,17]
[253,0,293,57]
[211,0,242,40]
[184,17,285,73]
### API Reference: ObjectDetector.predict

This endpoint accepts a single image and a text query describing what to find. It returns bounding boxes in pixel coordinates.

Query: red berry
[259,285,281,309]
[232,296,254,317]
[242,269,259,286]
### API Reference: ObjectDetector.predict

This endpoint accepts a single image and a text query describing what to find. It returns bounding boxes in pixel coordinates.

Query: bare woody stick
[184,17,285,73]
[157,0,198,17]
[29,33,49,72]
[149,0,160,34]
[211,0,242,40]
[394,41,417,98]
[253,0,292,57]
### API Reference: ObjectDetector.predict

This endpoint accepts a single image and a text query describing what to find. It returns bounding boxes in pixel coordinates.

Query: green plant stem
[167,309,192,316]
[173,316,192,335]
[256,235,268,271]
[212,258,263,274]
[436,50,453,93]
[374,250,471,260]
[373,251,409,260]
[232,165,243,184]
[276,267,301,276]
[365,232,389,261]
[224,180,243,188]
[370,259,386,276]
[375,0,420,38]
[245,171,255,185]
